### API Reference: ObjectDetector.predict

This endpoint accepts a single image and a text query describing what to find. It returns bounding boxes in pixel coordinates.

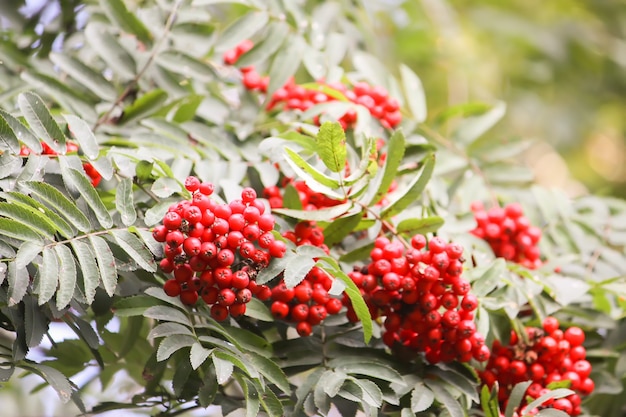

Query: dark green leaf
[22,181,91,233]
[54,244,77,309]
[0,110,41,153]
[64,168,113,229]
[63,114,99,160]
[245,351,290,394]
[348,377,383,407]
[119,90,168,124]
[259,386,284,417]
[480,385,500,417]
[396,216,444,236]
[22,362,73,403]
[99,0,153,46]
[0,217,45,242]
[317,121,347,173]
[49,53,118,101]
[369,129,406,206]
[24,296,48,348]
[144,305,191,327]
[109,229,156,271]
[116,177,137,226]
[244,297,274,321]
[88,235,117,296]
[156,335,195,361]
[381,153,435,219]
[17,92,66,154]
[38,247,59,305]
[70,240,99,304]
[322,212,363,247]
[426,380,464,417]
[0,112,21,153]
[1,192,75,238]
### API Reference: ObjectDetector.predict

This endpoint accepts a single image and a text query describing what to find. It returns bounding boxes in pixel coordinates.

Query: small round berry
[269,239,287,258]
[271,301,290,319]
[241,187,257,203]
[198,182,214,195]
[152,225,168,242]
[163,279,181,297]
[229,302,247,318]
[184,176,201,192]
[180,290,198,306]
[564,326,585,347]
[296,321,312,337]
[211,304,229,321]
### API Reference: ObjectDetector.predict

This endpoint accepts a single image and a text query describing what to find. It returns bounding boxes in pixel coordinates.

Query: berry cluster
[345,235,490,364]
[263,180,345,211]
[471,202,542,269]
[152,177,287,320]
[20,141,102,187]
[481,317,594,416]
[269,221,342,336]
[223,41,402,130]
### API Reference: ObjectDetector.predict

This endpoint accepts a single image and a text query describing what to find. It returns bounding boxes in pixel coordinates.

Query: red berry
[564,326,585,347]
[229,302,246,318]
[163,279,181,297]
[296,321,312,337]
[211,304,229,321]
[180,290,198,306]
[271,301,290,319]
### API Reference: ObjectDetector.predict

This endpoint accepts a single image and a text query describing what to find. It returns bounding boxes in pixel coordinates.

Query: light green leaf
[244,297,274,321]
[49,53,117,101]
[317,121,347,173]
[148,322,193,340]
[396,216,444,236]
[0,202,56,239]
[481,385,500,417]
[1,192,75,238]
[426,380,464,417]
[70,240,99,304]
[284,255,316,288]
[54,245,77,310]
[453,102,506,145]
[190,342,212,370]
[0,112,20,153]
[472,259,506,297]
[0,152,21,179]
[116,177,137,226]
[349,377,383,407]
[236,22,290,67]
[88,235,117,296]
[38,247,59,305]
[144,305,192,327]
[151,177,181,198]
[369,129,406,206]
[212,353,234,384]
[0,110,41,153]
[17,92,66,154]
[284,147,341,189]
[22,181,91,233]
[84,22,137,79]
[108,230,157,272]
[272,201,353,222]
[0,217,44,242]
[536,409,569,417]
[64,168,113,229]
[63,114,99,159]
[505,381,532,417]
[245,351,291,394]
[411,383,435,412]
[331,360,405,385]
[400,64,427,123]
[22,362,73,403]
[218,11,269,52]
[99,0,153,46]
[267,35,304,97]
[259,386,284,417]
[381,153,435,219]
[526,388,574,411]
[119,89,168,124]
[8,261,29,305]
[156,52,217,81]
[156,335,195,362]
[15,241,43,270]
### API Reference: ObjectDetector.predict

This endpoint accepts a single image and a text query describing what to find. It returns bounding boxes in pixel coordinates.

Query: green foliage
[0,1,623,417]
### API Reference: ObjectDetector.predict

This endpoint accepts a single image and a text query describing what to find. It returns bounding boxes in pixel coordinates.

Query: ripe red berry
[271,301,290,319]
[211,304,229,321]
[184,176,200,192]
[180,290,198,306]
[564,326,585,347]
[163,279,181,297]
[228,302,247,318]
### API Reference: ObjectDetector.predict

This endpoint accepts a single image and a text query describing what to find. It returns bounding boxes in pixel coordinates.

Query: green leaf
[396,216,444,236]
[0,202,56,239]
[64,168,113,229]
[22,181,91,233]
[284,147,341,189]
[119,89,168,124]
[17,92,67,154]
[38,248,60,305]
[284,255,316,288]
[0,216,44,242]
[525,388,574,411]
[259,386,284,417]
[84,22,137,79]
[212,353,234,384]
[54,244,77,310]
[505,381,532,417]
[218,11,269,52]
[108,230,157,272]
[0,152,21,179]
[8,261,29,305]
[99,0,153,46]
[156,335,195,362]
[22,362,73,403]
[1,192,75,238]
[245,351,291,394]
[190,342,212,370]
[156,52,217,81]
[381,153,435,219]
[171,94,204,123]
[348,377,383,407]
[472,259,506,297]
[144,305,192,327]
[400,64,427,123]
[453,102,506,145]
[0,110,41,153]
[244,297,273,321]
[369,129,406,206]
[0,112,21,153]
[536,409,569,417]
[267,35,304,97]
[322,212,363,247]
[63,114,99,160]
[426,380,464,417]
[151,177,181,198]
[148,322,194,340]
[24,296,48,347]
[317,121,347,173]
[49,53,118,101]
[70,240,99,304]
[480,385,500,417]
[88,235,118,296]
[339,240,375,263]
[272,201,352,222]
[115,177,137,226]
[15,241,44,269]
[236,22,290,68]
[411,383,435,413]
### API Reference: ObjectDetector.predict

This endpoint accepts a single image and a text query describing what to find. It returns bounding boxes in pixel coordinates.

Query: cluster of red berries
[152,176,287,321]
[344,235,490,364]
[263,179,346,211]
[20,141,102,187]
[223,41,402,130]
[269,221,342,336]
[471,202,542,269]
[481,317,594,416]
